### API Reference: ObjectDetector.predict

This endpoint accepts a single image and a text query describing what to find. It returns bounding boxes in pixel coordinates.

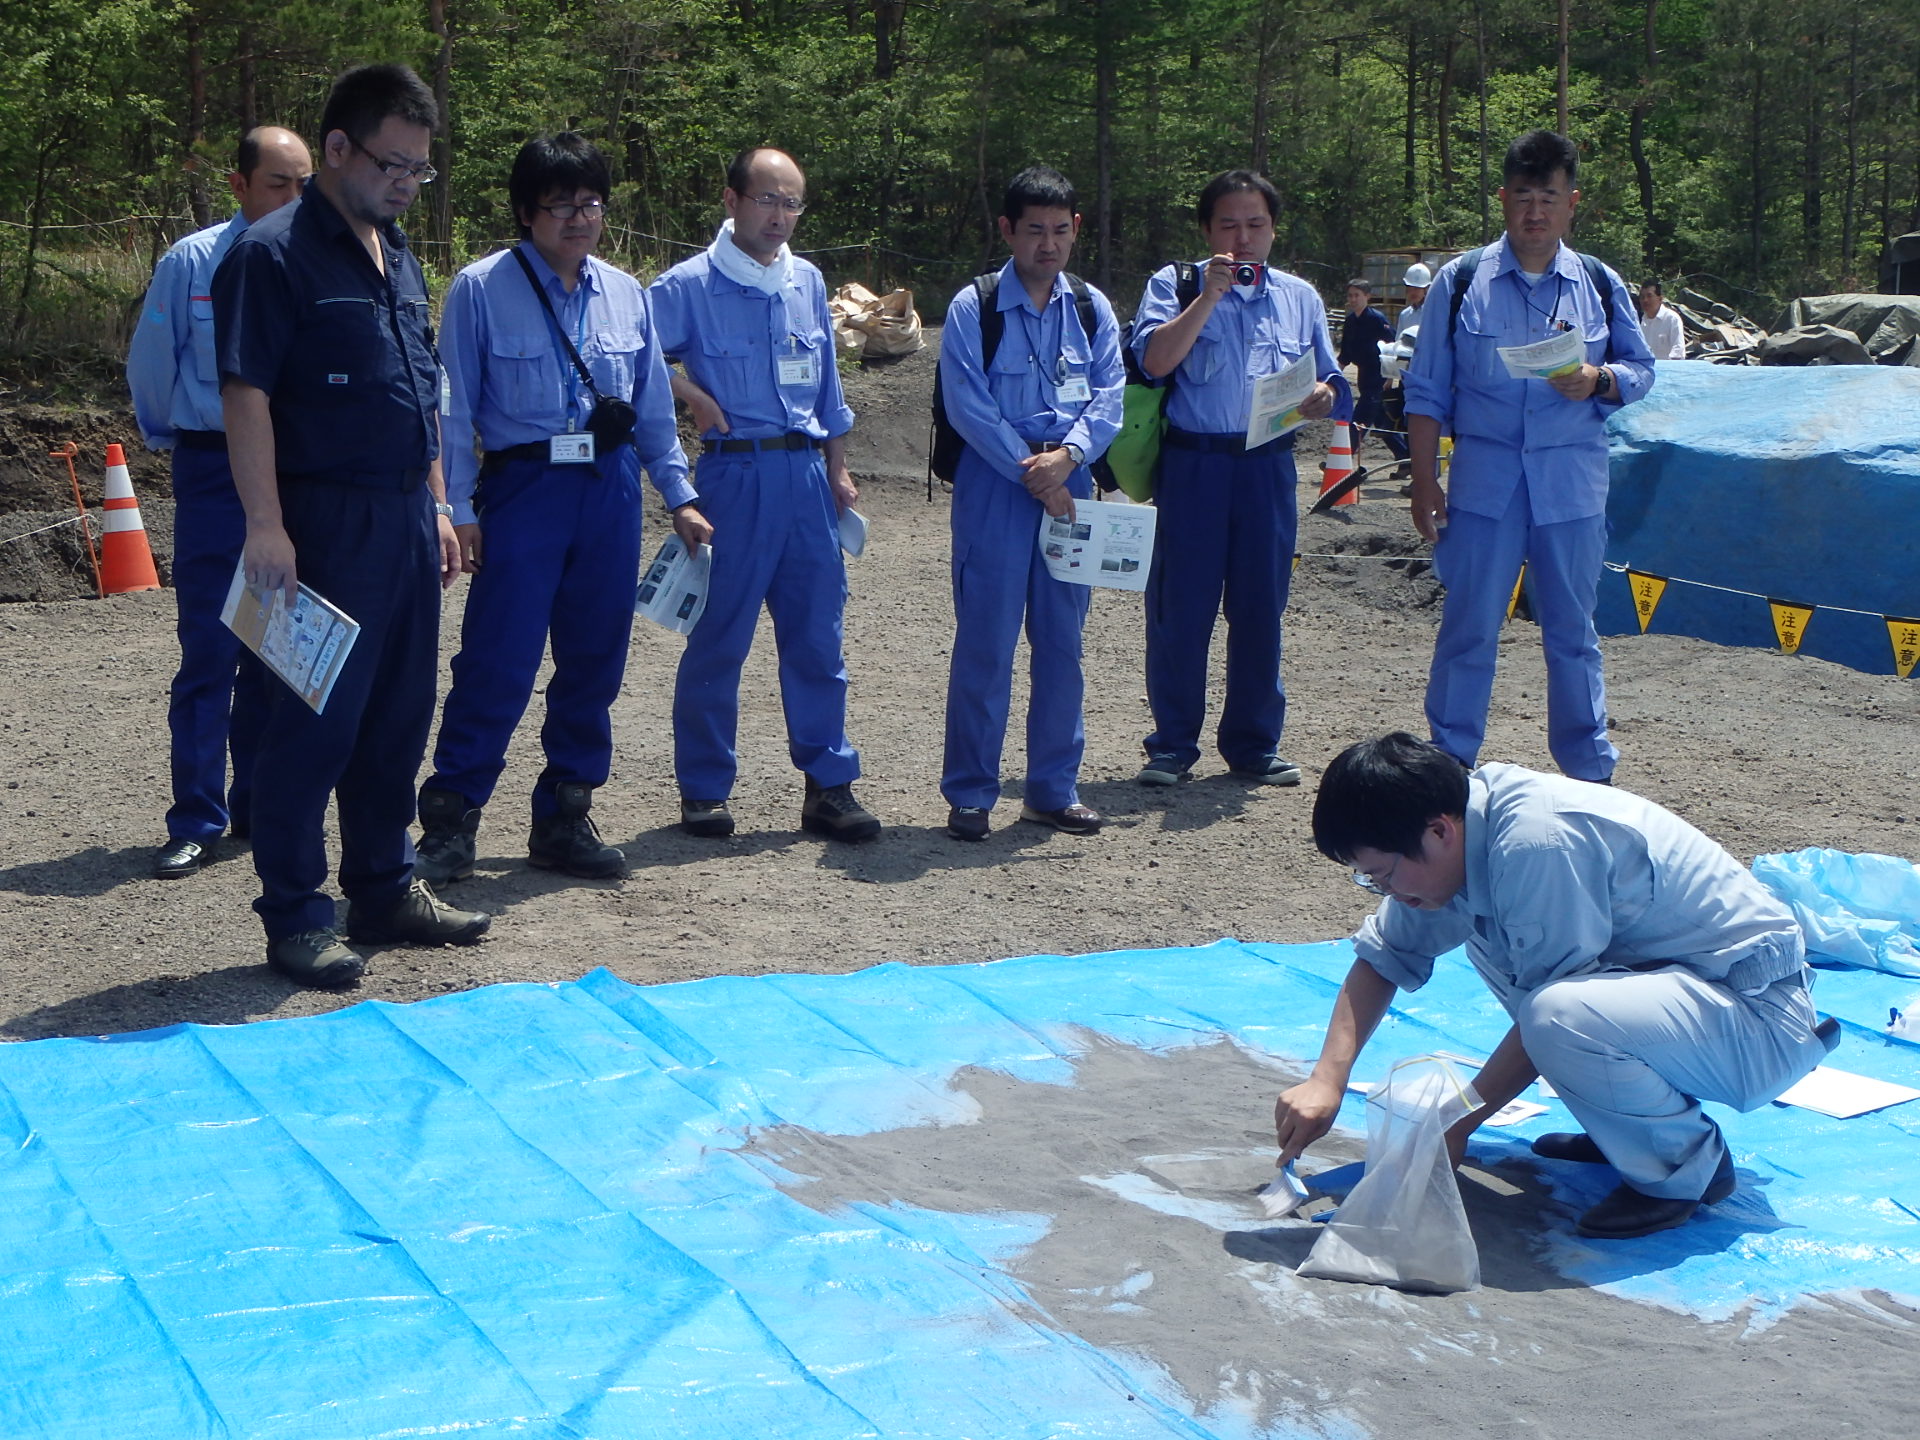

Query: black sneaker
[680,798,735,838]
[1019,802,1103,835]
[153,837,208,879]
[946,805,990,842]
[1575,1148,1737,1239]
[800,780,881,842]
[527,782,627,878]
[415,786,481,886]
[1228,755,1302,786]
[267,928,365,988]
[1137,753,1190,786]
[345,878,491,946]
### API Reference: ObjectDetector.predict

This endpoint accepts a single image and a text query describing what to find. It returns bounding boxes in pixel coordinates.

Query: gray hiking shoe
[800,779,881,842]
[267,928,365,989]
[415,786,481,886]
[528,782,627,879]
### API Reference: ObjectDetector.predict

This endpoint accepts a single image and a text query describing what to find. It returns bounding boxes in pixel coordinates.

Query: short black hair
[1311,732,1469,864]
[1346,278,1372,293]
[1001,165,1077,223]
[1502,129,1578,187]
[726,146,802,196]
[319,64,437,148]
[509,133,611,237]
[1196,169,1279,226]
[1640,278,1664,295]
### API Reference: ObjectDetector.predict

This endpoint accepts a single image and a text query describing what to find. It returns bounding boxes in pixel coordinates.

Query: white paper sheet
[1244,349,1317,449]
[635,535,713,635]
[1497,325,1585,380]
[838,507,869,558]
[1036,498,1156,591]
[220,563,359,715]
[1773,1065,1920,1119]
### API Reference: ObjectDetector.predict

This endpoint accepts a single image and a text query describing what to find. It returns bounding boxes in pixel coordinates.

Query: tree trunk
[1476,1,1490,241]
[1404,21,1417,209]
[186,12,210,229]
[1094,0,1115,289]
[238,24,258,132]
[1841,6,1859,269]
[1437,30,1456,202]
[1556,0,1570,135]
[874,1,902,80]
[1628,0,1660,269]
[426,0,454,268]
[1251,3,1274,175]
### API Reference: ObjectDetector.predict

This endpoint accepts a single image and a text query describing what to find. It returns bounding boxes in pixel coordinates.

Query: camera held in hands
[1232,262,1261,286]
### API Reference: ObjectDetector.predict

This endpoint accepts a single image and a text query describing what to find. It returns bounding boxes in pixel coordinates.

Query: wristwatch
[1062,441,1086,467]
[432,501,454,518]
[1594,366,1615,400]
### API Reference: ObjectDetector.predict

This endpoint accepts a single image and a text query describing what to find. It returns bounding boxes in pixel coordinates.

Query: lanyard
[512,245,604,429]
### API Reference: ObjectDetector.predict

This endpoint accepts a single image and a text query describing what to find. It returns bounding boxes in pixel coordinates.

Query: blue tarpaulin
[1597,362,1920,674]
[2,937,1917,1438]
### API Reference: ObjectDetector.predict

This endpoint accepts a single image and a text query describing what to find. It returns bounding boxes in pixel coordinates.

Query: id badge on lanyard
[1049,316,1090,403]
[549,284,596,463]
[777,333,817,388]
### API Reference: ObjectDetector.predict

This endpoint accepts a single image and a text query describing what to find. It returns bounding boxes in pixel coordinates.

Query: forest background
[4,0,1919,388]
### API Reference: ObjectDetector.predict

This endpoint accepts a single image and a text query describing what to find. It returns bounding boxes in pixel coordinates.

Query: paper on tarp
[830,282,925,359]
[635,535,712,635]
[1751,848,1920,978]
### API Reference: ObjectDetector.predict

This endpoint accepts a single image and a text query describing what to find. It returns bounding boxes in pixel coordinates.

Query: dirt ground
[1,334,1916,1047]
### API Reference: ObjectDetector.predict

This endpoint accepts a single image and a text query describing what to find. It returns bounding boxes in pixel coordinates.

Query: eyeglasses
[348,136,437,184]
[1351,854,1404,898]
[532,200,607,221]
[747,192,806,215]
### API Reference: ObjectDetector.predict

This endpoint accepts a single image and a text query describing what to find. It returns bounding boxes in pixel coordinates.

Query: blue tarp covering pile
[2,935,1917,1438]
[1598,362,1920,674]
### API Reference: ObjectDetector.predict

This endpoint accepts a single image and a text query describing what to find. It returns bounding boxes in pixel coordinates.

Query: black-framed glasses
[348,136,437,184]
[533,200,608,221]
[748,192,806,215]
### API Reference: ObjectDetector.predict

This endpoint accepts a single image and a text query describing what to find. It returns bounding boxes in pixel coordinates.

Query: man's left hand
[1299,381,1337,421]
[672,504,714,550]
[1549,363,1603,402]
[828,467,859,514]
[435,515,463,590]
[1017,446,1076,496]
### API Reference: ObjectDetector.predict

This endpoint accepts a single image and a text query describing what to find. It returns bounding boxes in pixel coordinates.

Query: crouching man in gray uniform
[1275,732,1831,1240]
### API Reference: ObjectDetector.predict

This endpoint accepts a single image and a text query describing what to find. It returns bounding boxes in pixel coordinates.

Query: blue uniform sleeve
[808,276,855,440]
[1062,287,1125,465]
[1350,898,1471,994]
[1129,265,1181,382]
[1599,265,1656,408]
[127,244,190,449]
[633,288,693,510]
[1308,301,1352,419]
[647,269,690,363]
[1403,258,1461,425]
[438,270,486,525]
[938,282,1030,481]
[212,236,293,397]
[1481,824,1618,993]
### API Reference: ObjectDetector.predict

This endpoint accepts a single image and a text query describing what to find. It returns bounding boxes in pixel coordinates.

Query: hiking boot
[946,805,990,842]
[267,928,365,989]
[1229,755,1302,786]
[800,779,881,842]
[1137,753,1191,786]
[415,786,481,886]
[528,782,627,878]
[680,798,735,838]
[1020,802,1104,835]
[345,878,491,946]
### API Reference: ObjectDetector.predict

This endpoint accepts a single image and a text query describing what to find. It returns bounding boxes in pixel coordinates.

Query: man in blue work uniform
[215,64,489,988]
[648,146,877,842]
[1277,732,1829,1239]
[1338,278,1404,463]
[1130,170,1343,789]
[936,166,1125,843]
[412,134,707,885]
[1404,130,1655,783]
[129,125,311,879]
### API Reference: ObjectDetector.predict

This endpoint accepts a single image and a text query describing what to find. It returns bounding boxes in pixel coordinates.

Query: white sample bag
[1297,1055,1482,1294]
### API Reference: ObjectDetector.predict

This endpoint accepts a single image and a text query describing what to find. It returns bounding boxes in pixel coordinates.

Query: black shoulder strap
[1174,260,1200,309]
[974,272,1005,369]
[1447,246,1486,340]
[1577,252,1617,359]
[511,246,604,401]
[1064,273,1096,344]
[1447,245,1618,361]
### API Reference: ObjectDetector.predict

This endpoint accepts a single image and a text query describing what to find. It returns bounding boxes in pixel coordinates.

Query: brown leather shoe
[1020,802,1103,835]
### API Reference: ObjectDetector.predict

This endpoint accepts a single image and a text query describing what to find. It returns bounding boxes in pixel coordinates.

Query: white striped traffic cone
[1318,420,1357,507]
[99,443,161,594]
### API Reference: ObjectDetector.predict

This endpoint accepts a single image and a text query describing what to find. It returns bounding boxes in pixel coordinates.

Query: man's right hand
[243,524,298,604]
[1274,1074,1346,1167]
[1201,252,1239,301]
[1409,472,1449,544]
[455,522,483,572]
[679,381,729,436]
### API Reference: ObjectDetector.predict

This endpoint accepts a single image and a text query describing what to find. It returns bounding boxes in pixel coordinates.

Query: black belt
[1164,427,1295,455]
[702,433,821,455]
[482,441,554,468]
[1027,441,1067,455]
[281,467,427,493]
[174,429,227,452]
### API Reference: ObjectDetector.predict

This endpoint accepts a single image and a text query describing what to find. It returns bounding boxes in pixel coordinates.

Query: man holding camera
[413,134,704,885]
[1130,170,1343,789]
[649,146,877,843]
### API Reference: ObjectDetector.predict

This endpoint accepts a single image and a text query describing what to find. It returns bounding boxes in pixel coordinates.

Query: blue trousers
[673,446,858,800]
[1425,484,1617,781]
[941,448,1092,812]
[250,480,440,940]
[165,445,268,843]
[1143,438,1298,771]
[427,451,643,819]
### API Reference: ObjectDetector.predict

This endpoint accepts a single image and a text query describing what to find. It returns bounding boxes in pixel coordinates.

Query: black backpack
[927,270,1099,497]
[1445,245,1617,360]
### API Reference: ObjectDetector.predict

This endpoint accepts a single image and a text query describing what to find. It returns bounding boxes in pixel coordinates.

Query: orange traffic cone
[1318,419,1357,507]
[99,444,161,594]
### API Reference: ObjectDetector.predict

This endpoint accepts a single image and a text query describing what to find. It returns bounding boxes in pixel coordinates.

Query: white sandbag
[1296,1055,1481,1294]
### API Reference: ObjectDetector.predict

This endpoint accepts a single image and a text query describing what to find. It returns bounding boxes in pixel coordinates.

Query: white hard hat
[1404,262,1433,288]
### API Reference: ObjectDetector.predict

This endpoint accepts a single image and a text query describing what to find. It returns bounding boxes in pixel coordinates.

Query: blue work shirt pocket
[487,329,556,417]
[188,294,220,388]
[1456,311,1508,387]
[584,327,644,403]
[699,330,759,400]
[988,326,1033,415]
[307,295,384,404]
[1180,333,1222,386]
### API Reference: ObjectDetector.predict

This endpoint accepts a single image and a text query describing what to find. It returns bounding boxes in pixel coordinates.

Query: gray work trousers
[1518,966,1826,1199]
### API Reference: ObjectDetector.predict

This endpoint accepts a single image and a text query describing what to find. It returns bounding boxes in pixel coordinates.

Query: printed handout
[635,535,713,635]
[1037,498,1157,592]
[1244,349,1317,449]
[1497,326,1586,380]
[220,563,360,715]
[839,507,869,558]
